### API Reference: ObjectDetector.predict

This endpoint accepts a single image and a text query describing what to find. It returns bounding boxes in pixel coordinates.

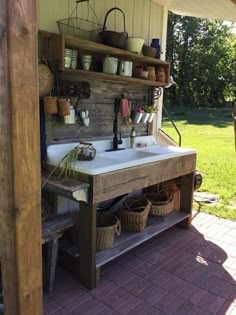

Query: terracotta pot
[58,98,70,116]
[44,96,58,114]
[146,67,156,81]
[156,73,166,83]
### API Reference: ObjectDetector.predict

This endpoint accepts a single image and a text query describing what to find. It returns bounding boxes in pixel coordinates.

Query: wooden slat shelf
[96,211,189,267]
[59,212,190,267]
[48,33,170,87]
[64,34,169,66]
[62,69,167,87]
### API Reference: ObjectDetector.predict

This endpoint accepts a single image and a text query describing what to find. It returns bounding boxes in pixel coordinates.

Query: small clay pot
[142,45,157,58]
[58,98,70,116]
[44,96,58,114]
[156,66,166,83]
[146,67,156,81]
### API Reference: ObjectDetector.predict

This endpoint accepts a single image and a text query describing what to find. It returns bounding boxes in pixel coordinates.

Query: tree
[165,12,236,107]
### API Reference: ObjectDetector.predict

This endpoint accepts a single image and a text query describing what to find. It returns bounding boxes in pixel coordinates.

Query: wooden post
[178,172,195,229]
[79,202,98,289]
[0,0,43,314]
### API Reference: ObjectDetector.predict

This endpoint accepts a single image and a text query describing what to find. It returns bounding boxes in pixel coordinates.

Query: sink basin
[47,137,196,175]
[99,149,159,162]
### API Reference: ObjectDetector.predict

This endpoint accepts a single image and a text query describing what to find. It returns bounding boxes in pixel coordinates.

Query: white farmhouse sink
[47,136,196,175]
[99,149,159,162]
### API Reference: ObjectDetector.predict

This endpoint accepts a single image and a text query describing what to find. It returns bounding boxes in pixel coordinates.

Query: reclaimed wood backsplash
[45,78,152,144]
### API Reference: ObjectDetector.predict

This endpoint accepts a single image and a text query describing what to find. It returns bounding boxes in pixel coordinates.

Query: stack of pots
[156,66,166,83]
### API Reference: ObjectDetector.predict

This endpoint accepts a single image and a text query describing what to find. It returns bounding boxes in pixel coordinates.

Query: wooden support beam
[0,0,42,314]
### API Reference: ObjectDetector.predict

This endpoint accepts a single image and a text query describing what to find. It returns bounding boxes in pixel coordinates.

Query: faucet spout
[106,98,124,152]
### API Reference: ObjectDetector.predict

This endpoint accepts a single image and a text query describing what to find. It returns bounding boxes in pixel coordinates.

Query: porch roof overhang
[154,0,236,22]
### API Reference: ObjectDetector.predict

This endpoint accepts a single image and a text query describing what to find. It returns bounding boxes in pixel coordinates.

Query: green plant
[143,105,157,113]
[42,144,96,189]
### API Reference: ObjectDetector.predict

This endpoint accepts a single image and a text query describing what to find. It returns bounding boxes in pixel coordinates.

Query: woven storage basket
[58,98,70,116]
[44,96,58,114]
[144,191,174,216]
[119,198,151,232]
[38,61,53,97]
[96,213,121,250]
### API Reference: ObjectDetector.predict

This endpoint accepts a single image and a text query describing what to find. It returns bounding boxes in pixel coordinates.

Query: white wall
[38,0,164,46]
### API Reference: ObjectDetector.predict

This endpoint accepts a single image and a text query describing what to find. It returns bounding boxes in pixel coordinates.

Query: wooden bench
[42,213,77,293]
[0,213,77,315]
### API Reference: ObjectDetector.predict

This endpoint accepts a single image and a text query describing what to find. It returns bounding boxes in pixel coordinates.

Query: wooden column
[0,1,42,314]
[79,202,98,289]
[179,172,195,229]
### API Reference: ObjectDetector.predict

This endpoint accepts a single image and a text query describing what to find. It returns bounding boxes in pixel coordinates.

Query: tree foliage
[165,12,236,107]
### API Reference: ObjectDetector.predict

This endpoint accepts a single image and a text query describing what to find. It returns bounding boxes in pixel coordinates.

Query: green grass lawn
[162,106,236,221]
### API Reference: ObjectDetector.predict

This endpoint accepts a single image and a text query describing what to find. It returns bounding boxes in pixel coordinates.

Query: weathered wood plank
[93,154,196,203]
[42,214,77,243]
[41,174,89,202]
[0,1,42,314]
[45,78,150,144]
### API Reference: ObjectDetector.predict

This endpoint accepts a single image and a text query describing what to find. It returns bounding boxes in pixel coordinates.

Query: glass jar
[64,106,76,124]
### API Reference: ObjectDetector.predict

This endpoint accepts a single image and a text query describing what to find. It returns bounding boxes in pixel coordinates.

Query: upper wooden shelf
[64,34,169,66]
[48,33,170,87]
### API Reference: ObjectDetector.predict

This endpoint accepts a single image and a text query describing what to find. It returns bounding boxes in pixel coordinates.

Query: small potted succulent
[142,105,157,123]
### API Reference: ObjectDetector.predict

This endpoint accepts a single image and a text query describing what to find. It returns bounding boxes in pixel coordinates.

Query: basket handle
[102,7,127,34]
[38,57,49,66]
[116,220,121,236]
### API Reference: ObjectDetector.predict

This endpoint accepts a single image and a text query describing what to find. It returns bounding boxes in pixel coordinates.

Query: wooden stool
[42,213,77,293]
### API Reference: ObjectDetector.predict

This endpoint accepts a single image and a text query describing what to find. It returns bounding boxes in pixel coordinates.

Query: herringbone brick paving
[44,212,236,314]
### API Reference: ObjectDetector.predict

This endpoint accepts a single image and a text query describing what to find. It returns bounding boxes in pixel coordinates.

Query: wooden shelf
[62,69,167,87]
[48,33,170,87]
[60,212,190,267]
[96,211,189,267]
[64,34,169,66]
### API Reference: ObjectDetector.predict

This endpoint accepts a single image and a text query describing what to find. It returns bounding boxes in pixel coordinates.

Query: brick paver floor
[44,211,236,314]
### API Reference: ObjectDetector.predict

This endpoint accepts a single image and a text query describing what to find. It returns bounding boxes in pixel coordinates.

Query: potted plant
[132,106,144,124]
[142,105,157,123]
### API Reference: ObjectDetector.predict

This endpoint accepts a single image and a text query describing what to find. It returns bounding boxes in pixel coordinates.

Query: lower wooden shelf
[96,211,189,267]
[60,211,190,268]
[62,69,168,87]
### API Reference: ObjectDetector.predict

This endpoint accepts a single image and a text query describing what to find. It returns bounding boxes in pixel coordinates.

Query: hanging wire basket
[57,0,104,41]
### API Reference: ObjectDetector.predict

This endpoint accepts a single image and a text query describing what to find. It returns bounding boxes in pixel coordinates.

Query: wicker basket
[38,60,53,97]
[57,2,103,41]
[144,191,174,216]
[44,96,58,114]
[119,198,151,232]
[58,98,70,116]
[96,213,121,250]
